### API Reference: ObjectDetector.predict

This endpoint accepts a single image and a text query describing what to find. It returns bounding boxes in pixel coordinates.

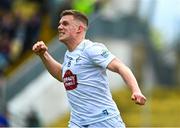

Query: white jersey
[62,39,120,126]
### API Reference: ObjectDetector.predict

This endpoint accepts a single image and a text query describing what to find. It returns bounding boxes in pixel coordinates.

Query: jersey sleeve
[85,43,115,68]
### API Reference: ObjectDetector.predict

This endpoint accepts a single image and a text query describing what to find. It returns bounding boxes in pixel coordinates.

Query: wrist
[132,88,142,94]
[39,51,48,59]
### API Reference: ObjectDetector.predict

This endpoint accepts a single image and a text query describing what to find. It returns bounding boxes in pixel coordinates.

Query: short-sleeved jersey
[62,39,120,126]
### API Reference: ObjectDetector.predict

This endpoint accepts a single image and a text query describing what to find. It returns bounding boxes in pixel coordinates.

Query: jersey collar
[67,39,87,53]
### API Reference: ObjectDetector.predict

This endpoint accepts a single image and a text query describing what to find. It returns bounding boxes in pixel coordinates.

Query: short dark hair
[60,10,88,27]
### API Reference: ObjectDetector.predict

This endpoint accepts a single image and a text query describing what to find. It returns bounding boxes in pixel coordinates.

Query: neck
[66,36,84,52]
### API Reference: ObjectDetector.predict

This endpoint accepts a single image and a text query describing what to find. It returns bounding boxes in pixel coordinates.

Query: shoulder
[84,39,107,53]
[83,39,112,59]
[83,39,115,68]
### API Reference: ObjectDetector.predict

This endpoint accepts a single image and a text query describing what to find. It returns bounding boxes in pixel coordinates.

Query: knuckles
[32,41,47,53]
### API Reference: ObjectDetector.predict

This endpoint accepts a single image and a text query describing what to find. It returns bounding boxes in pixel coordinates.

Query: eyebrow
[59,19,69,24]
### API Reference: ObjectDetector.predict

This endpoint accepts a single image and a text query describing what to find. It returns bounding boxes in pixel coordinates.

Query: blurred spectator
[22,9,41,53]
[0,10,19,71]
[0,10,16,71]
[0,10,17,41]
[12,0,42,52]
[0,0,47,72]
[0,35,10,72]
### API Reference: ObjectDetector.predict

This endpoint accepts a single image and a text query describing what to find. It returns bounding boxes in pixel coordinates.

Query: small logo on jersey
[76,56,82,63]
[102,109,109,115]
[66,55,73,60]
[63,70,78,90]
[66,55,73,67]
[67,61,71,67]
[101,50,109,58]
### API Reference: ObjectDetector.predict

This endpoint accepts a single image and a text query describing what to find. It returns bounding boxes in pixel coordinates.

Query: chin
[59,37,67,43]
[59,37,64,41]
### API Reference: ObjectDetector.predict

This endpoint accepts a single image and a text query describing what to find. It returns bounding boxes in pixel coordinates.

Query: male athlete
[32,10,146,128]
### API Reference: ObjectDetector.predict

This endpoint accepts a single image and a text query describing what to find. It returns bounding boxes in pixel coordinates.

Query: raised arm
[32,41,63,82]
[107,58,146,105]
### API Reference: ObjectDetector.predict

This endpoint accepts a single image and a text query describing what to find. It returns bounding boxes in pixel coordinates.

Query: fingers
[135,97,146,105]
[131,95,136,101]
[32,41,44,51]
[32,41,48,55]
[131,93,146,105]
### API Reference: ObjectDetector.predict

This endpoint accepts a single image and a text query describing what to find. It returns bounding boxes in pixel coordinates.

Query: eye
[62,21,68,26]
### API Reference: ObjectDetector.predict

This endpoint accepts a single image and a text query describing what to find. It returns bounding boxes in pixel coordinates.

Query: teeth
[60,33,63,35]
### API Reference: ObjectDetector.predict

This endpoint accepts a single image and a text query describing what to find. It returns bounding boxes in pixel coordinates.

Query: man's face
[58,15,79,43]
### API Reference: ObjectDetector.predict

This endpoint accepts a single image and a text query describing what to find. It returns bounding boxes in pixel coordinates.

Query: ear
[77,25,84,33]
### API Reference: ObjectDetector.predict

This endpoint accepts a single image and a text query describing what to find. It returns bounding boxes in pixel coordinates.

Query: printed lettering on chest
[63,70,78,90]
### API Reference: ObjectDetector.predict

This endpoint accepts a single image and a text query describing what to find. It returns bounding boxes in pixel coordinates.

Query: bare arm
[32,41,63,82]
[107,58,146,105]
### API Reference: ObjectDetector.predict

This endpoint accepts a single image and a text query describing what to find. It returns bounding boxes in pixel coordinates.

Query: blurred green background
[0,0,179,127]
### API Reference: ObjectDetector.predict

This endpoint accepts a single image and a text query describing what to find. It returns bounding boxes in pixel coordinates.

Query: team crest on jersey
[63,70,78,90]
[101,49,109,58]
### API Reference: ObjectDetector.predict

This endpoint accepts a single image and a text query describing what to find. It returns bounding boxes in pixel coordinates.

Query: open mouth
[59,32,65,36]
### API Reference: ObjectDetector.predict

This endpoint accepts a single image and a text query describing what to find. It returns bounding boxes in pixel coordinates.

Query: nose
[58,24,63,31]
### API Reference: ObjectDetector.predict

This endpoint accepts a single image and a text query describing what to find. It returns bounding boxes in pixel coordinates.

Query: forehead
[60,15,75,23]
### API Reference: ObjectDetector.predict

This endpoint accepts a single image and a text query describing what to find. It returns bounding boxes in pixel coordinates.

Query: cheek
[70,25,78,32]
[65,27,72,32]
[68,28,76,35]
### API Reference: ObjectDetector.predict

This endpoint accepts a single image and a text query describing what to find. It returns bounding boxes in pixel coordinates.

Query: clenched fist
[32,41,48,56]
[131,92,146,105]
